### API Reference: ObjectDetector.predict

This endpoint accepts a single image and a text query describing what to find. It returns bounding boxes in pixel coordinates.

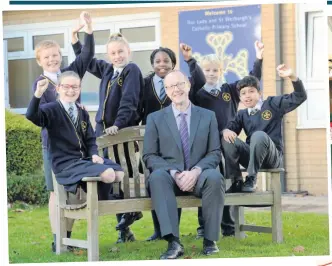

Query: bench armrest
[82,177,102,182]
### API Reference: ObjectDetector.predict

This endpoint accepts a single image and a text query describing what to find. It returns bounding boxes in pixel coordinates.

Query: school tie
[68,103,76,124]
[179,113,190,170]
[250,108,259,116]
[111,70,119,82]
[210,88,219,96]
[56,72,61,84]
[159,79,166,101]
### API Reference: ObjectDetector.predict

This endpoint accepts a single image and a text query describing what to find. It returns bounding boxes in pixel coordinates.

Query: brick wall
[3,3,328,195]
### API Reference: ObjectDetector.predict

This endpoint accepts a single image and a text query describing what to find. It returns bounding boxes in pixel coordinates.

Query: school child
[137,44,206,241]
[31,11,94,252]
[222,64,307,193]
[71,30,144,243]
[26,71,125,250]
[185,41,264,238]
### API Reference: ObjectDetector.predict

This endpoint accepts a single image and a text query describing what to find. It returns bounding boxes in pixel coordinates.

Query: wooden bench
[53,126,285,261]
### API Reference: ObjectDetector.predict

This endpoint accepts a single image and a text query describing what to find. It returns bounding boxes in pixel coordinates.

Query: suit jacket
[142,103,221,174]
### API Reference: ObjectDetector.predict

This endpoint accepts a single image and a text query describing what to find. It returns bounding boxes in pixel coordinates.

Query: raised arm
[271,64,307,114]
[180,43,206,103]
[64,12,95,79]
[26,79,51,128]
[227,41,264,100]
[69,11,109,79]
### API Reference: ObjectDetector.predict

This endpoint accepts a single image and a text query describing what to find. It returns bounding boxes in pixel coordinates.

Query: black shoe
[116,212,143,231]
[115,228,136,244]
[226,180,243,193]
[160,240,184,259]
[145,231,162,241]
[203,239,219,256]
[196,227,204,239]
[222,231,235,237]
[242,176,257,193]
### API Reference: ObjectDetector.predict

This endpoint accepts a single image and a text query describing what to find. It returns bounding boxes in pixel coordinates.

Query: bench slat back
[96,126,147,199]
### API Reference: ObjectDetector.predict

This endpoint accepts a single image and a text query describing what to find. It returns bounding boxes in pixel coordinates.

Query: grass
[7,206,329,263]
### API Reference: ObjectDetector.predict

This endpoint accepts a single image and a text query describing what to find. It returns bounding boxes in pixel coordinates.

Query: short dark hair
[150,47,177,69]
[237,75,260,92]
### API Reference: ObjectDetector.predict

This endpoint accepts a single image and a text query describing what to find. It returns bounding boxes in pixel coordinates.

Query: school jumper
[25,96,123,199]
[222,78,307,183]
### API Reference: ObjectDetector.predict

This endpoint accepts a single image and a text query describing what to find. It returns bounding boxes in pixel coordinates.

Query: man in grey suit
[143,70,226,259]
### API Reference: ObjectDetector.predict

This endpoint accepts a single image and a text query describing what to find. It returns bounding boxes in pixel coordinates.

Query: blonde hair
[106,32,130,49]
[35,40,62,61]
[200,54,222,69]
[58,71,81,86]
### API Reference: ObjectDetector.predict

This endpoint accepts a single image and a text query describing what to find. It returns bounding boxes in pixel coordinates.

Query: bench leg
[271,172,283,243]
[53,173,68,254]
[87,182,99,261]
[55,202,68,254]
[234,206,246,239]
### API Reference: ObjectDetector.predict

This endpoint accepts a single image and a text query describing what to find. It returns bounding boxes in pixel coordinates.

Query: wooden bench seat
[53,126,284,261]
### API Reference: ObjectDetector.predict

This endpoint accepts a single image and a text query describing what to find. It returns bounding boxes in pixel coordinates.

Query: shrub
[6,109,43,175]
[7,170,49,205]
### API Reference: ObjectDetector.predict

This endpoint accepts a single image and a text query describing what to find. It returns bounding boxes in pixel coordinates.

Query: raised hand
[34,79,49,98]
[180,43,193,61]
[80,11,92,34]
[255,40,264,60]
[276,64,297,81]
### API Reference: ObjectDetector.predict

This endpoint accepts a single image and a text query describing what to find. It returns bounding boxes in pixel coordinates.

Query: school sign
[179,4,261,84]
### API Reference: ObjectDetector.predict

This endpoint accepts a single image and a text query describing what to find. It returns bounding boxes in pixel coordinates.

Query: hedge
[6,109,43,175]
[7,170,48,205]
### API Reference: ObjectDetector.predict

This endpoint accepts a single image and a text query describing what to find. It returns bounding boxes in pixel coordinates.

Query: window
[78,30,110,46]
[296,4,326,128]
[120,26,155,42]
[5,37,24,52]
[33,33,65,49]
[3,12,160,113]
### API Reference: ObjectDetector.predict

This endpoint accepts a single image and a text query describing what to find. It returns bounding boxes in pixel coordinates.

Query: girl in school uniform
[137,44,206,241]
[71,30,144,244]
[26,71,124,202]
[138,44,205,125]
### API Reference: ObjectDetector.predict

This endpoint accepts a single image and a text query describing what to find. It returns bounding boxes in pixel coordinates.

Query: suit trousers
[147,168,225,241]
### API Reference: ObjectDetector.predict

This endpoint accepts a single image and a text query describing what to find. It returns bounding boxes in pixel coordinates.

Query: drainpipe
[274,4,286,192]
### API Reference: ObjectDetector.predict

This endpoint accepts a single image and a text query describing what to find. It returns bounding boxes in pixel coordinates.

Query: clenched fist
[180,43,193,62]
[34,79,49,98]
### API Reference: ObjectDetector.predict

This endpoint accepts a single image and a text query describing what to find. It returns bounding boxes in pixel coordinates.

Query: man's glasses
[59,84,81,91]
[165,81,186,91]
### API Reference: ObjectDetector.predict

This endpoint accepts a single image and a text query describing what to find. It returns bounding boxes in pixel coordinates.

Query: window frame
[295,3,327,129]
[4,12,161,114]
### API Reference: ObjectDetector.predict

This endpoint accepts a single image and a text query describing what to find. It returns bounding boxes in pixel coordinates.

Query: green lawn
[7,206,329,263]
